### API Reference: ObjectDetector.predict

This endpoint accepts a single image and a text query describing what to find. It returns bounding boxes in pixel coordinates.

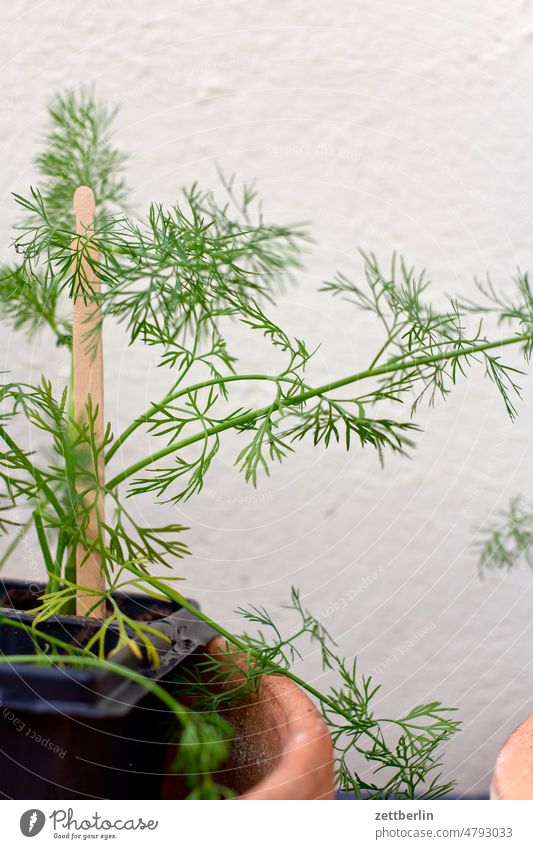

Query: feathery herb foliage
[476,496,533,571]
[168,585,458,799]
[1,90,532,798]
[460,276,533,573]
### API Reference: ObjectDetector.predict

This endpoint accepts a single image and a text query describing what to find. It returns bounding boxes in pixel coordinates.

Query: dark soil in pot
[0,579,215,800]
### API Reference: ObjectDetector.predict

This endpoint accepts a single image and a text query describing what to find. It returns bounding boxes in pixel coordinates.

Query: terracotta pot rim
[491,715,533,800]
[205,637,335,800]
[163,637,335,800]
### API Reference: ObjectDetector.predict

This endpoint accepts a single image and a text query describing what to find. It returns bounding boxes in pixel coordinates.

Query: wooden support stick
[72,186,106,618]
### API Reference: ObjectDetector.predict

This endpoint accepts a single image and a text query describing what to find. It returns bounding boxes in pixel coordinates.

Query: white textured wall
[2,1,533,796]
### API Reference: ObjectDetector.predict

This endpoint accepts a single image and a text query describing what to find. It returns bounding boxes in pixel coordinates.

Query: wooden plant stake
[72,186,106,618]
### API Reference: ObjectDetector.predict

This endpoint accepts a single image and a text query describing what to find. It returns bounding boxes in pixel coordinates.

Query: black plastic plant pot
[0,579,215,800]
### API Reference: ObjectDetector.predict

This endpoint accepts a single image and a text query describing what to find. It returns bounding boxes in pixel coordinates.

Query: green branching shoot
[1,89,532,799]
[34,88,129,227]
[151,579,459,799]
[1,89,128,346]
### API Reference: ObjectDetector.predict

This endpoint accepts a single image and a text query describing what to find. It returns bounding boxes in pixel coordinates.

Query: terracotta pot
[491,715,533,799]
[163,637,335,800]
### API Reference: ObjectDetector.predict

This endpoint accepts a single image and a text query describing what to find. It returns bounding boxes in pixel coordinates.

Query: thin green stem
[107,332,532,490]
[62,544,77,614]
[0,615,88,653]
[0,425,63,517]
[0,653,190,721]
[105,374,303,463]
[48,529,67,594]
[368,318,398,370]
[32,509,55,581]
[132,570,351,721]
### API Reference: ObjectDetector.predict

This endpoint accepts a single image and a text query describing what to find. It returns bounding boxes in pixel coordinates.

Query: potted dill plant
[1,91,532,801]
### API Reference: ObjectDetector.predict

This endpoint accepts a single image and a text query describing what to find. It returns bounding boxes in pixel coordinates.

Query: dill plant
[1,90,532,798]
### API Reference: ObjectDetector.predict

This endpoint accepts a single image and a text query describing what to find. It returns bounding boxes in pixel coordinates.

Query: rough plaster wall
[1,0,533,796]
